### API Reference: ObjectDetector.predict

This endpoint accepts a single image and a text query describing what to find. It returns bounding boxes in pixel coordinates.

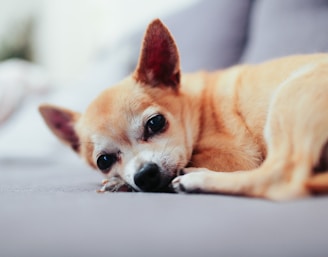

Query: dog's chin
[155,168,183,193]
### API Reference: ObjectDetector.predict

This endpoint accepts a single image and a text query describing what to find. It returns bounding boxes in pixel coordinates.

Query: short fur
[39,19,328,200]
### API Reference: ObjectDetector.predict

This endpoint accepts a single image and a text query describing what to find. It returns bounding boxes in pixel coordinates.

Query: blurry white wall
[0,0,198,88]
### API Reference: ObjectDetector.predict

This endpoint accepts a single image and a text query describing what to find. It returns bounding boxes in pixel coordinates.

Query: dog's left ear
[39,104,81,152]
[134,19,180,89]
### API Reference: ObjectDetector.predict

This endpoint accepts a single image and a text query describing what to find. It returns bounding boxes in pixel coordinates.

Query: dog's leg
[306,139,328,194]
[173,63,328,200]
[96,176,133,193]
[306,173,328,193]
[172,166,270,197]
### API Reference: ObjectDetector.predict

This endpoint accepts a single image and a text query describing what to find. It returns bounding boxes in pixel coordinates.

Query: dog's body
[40,19,328,200]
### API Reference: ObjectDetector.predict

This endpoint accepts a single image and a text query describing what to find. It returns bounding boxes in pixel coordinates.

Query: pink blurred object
[0,59,51,125]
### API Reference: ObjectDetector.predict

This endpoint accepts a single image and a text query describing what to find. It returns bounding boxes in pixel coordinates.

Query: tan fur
[174,56,328,200]
[39,19,328,200]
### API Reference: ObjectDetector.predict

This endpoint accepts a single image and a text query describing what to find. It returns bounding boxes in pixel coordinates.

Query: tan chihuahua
[39,19,328,200]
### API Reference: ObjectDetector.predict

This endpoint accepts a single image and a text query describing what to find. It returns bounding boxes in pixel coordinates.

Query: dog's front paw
[97,177,133,193]
[172,171,208,193]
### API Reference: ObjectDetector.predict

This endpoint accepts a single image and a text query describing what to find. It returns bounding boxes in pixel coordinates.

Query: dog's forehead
[79,79,155,141]
[87,82,146,115]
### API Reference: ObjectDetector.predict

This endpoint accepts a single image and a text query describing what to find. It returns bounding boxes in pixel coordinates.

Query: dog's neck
[179,72,212,158]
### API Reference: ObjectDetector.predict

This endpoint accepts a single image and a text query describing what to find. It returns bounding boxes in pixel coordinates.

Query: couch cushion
[241,0,328,64]
[1,161,328,257]
[163,0,252,71]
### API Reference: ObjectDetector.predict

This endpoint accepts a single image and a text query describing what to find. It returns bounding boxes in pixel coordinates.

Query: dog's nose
[134,163,161,192]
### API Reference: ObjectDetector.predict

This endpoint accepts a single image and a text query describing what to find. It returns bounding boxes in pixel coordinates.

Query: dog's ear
[39,104,80,152]
[134,19,180,89]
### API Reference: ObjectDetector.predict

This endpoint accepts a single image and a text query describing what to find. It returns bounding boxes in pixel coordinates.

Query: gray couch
[2,1,328,256]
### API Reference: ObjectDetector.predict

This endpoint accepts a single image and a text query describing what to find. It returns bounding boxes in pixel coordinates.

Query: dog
[39,19,328,200]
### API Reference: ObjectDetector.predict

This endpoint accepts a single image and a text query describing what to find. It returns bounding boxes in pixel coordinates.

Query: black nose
[134,163,161,192]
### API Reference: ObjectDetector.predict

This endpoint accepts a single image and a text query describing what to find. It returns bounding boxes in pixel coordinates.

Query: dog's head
[39,19,196,192]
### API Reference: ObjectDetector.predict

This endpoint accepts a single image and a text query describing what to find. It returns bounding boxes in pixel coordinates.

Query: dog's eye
[145,114,166,137]
[97,154,117,172]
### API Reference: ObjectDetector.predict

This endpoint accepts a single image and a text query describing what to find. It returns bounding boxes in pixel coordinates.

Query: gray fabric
[1,161,328,257]
[241,0,328,63]
[128,0,252,73]
[162,0,252,72]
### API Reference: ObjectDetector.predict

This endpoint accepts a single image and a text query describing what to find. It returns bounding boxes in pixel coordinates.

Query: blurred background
[0,0,197,86]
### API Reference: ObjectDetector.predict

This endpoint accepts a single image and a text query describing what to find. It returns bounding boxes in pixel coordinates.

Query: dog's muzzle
[134,162,161,191]
[134,162,173,192]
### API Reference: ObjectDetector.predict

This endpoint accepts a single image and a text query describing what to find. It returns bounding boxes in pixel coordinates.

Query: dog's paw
[172,171,208,193]
[97,177,133,193]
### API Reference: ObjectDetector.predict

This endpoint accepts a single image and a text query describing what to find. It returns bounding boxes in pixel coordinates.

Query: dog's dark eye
[97,154,117,172]
[145,114,166,137]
